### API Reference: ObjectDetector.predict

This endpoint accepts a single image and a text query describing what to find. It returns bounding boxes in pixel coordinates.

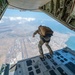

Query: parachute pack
[39,26,53,36]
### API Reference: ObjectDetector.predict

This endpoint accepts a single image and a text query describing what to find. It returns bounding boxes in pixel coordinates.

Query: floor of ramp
[14,49,75,75]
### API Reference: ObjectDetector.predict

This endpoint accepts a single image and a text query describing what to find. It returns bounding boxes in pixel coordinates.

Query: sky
[1,9,75,50]
[4,9,51,19]
[3,9,75,33]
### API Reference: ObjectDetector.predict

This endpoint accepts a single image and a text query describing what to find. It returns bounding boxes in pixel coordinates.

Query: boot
[39,53,44,59]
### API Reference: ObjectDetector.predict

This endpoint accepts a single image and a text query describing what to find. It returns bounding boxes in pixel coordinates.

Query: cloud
[24,18,35,22]
[3,16,36,22]
[0,20,4,23]
[9,17,22,21]
[67,32,75,36]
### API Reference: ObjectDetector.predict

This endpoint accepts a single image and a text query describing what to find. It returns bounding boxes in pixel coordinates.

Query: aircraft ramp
[11,47,75,75]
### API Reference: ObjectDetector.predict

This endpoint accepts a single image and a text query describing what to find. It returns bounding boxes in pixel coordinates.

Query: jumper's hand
[33,34,35,37]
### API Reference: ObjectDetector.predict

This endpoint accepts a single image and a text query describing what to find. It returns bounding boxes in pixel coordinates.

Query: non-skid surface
[14,49,75,75]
